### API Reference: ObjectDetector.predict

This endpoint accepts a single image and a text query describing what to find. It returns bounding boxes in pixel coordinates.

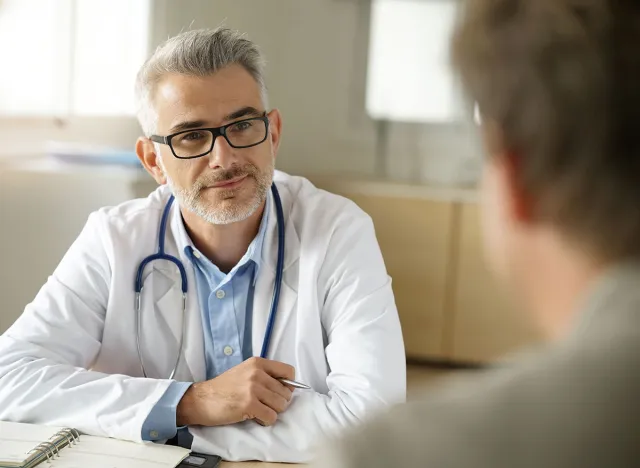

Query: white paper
[0,421,64,465]
[55,436,190,467]
[0,422,189,468]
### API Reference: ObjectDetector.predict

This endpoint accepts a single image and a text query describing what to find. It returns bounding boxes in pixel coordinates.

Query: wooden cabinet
[447,203,543,363]
[312,177,543,364]
[343,193,454,358]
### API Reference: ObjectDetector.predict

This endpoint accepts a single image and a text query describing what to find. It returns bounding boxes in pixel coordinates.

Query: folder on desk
[0,421,190,468]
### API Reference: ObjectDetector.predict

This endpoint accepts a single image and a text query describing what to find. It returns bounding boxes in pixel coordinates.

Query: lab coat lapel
[152,266,204,382]
[151,269,183,347]
[176,246,207,383]
[157,198,207,383]
[139,264,184,378]
[251,184,300,359]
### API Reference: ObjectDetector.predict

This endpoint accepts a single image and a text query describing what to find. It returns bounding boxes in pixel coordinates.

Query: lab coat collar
[260,180,300,275]
[250,177,300,358]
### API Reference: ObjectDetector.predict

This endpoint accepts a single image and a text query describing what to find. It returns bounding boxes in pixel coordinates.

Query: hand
[176,357,295,427]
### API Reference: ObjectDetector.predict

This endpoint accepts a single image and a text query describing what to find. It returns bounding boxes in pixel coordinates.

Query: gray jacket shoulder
[320,333,640,468]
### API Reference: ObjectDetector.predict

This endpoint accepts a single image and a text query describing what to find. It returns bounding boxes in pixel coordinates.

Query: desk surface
[220,463,303,467]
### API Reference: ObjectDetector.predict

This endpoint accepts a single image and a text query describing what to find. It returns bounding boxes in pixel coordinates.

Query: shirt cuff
[141,381,192,441]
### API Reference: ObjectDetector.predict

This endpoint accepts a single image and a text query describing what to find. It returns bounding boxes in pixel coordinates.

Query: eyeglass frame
[149,112,271,160]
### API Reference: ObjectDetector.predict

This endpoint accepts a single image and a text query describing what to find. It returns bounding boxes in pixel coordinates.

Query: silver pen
[278,378,311,390]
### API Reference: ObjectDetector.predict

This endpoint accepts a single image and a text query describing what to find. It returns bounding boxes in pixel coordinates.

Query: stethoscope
[134,183,285,379]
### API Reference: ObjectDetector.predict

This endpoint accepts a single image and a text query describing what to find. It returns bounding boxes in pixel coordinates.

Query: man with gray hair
[316,0,640,466]
[0,28,406,462]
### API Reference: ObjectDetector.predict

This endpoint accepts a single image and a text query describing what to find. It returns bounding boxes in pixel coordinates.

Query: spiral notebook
[0,421,190,468]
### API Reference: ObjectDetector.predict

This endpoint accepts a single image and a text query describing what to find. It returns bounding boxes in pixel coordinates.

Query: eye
[178,131,206,142]
[229,120,253,132]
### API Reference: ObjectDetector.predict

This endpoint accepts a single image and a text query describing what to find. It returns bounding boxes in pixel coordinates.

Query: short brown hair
[451,0,640,261]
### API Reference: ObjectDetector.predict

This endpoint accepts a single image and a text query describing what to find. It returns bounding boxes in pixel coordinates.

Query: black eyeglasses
[149,113,270,159]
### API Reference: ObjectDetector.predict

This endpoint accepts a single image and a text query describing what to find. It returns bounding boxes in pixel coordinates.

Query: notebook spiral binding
[25,428,81,466]
[52,428,81,447]
[27,442,56,462]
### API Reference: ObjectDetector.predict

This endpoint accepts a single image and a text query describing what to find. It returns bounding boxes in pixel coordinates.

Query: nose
[208,135,236,169]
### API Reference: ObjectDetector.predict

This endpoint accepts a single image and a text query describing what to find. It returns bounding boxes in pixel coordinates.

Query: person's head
[135,28,282,225]
[451,0,640,287]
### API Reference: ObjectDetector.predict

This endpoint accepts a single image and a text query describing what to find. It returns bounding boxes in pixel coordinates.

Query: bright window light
[72,0,150,115]
[0,0,150,117]
[366,0,462,123]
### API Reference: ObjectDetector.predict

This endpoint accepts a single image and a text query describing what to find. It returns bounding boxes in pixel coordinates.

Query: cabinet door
[449,203,543,362]
[337,192,454,359]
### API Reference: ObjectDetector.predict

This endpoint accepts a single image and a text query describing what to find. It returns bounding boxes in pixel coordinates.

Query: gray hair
[135,27,268,136]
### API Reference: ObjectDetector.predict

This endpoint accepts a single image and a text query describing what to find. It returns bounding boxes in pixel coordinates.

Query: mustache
[194,165,258,189]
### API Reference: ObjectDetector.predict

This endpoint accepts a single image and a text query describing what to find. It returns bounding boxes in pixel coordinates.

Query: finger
[256,386,289,413]
[257,372,293,401]
[260,359,295,380]
[255,383,287,412]
[249,401,278,426]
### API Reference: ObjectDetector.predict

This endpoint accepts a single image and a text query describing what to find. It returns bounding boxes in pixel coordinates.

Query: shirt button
[216,290,226,299]
[193,250,201,259]
[150,430,159,439]
[223,346,233,356]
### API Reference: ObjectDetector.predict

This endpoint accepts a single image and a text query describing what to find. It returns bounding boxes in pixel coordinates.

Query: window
[0,0,150,117]
[366,0,463,123]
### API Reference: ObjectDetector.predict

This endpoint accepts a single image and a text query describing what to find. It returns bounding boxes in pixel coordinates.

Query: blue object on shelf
[46,141,143,168]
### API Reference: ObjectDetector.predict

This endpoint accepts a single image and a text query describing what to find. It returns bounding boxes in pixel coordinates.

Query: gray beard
[164,159,274,225]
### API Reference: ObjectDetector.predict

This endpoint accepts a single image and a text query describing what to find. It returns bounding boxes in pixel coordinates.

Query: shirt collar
[177,192,271,285]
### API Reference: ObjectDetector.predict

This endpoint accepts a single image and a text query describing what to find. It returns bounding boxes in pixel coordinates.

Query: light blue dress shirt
[141,196,270,442]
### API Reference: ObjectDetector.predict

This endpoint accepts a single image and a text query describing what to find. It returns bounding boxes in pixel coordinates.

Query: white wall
[0,161,157,333]
[151,0,379,176]
[0,1,481,176]
[151,0,481,184]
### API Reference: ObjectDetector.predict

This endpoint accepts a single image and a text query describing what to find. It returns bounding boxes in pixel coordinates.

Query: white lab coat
[0,171,406,462]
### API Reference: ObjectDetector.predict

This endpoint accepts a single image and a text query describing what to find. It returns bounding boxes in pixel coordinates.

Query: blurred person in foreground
[315,0,640,466]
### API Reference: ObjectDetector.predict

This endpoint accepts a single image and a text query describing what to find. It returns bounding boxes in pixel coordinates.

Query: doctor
[0,28,406,462]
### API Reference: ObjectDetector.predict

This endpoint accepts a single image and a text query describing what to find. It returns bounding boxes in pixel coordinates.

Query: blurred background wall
[0,0,481,182]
